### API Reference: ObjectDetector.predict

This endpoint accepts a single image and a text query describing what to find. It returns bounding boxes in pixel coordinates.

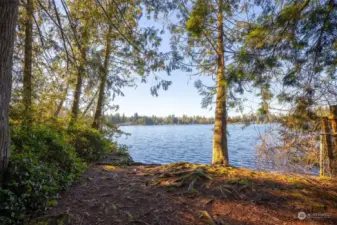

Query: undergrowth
[0,121,129,224]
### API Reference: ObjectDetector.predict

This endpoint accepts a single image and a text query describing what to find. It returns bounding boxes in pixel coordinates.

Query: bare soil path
[32,154,337,225]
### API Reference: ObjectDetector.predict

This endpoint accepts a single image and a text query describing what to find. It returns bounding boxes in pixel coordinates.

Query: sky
[112,8,263,118]
[113,69,265,117]
[114,72,215,117]
[113,67,263,118]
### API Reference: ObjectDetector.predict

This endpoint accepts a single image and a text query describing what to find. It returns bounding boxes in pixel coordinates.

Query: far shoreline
[117,122,279,127]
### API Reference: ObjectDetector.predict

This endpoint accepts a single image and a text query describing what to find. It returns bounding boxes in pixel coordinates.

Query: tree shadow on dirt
[31,162,337,225]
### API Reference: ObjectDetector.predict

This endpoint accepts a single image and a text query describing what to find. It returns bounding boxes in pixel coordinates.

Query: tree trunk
[92,25,112,129]
[69,26,89,126]
[320,117,332,177]
[212,0,229,165]
[69,67,83,124]
[0,0,18,184]
[54,83,69,117]
[82,89,98,118]
[329,105,337,177]
[22,0,33,127]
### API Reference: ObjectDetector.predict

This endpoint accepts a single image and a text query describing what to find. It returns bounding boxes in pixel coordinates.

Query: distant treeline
[228,114,282,124]
[106,113,282,126]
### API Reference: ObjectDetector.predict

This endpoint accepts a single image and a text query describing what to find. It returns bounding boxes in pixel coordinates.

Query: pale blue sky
[113,69,262,117]
[112,9,263,117]
[114,72,216,117]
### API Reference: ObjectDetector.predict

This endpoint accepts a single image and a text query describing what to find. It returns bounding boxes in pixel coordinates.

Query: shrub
[10,125,87,185]
[68,126,114,162]
[0,125,87,224]
[0,121,129,224]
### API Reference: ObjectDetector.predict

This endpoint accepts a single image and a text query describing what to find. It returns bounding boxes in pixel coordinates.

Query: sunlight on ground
[102,165,118,171]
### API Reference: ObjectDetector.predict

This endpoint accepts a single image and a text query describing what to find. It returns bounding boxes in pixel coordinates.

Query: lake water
[117,124,317,174]
[118,124,276,169]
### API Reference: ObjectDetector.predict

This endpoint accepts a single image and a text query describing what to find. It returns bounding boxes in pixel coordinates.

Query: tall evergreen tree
[0,0,19,184]
[245,0,337,175]
[246,0,337,117]
[169,0,258,165]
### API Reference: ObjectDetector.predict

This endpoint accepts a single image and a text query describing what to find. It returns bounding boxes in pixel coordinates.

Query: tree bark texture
[212,0,229,165]
[22,0,34,127]
[0,0,18,184]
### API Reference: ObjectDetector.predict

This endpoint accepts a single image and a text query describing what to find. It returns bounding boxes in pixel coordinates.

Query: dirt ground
[31,154,337,225]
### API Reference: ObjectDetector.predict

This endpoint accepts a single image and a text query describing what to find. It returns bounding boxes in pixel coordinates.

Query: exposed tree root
[31,158,337,225]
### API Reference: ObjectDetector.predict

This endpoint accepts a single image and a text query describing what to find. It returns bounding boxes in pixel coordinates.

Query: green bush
[0,121,129,224]
[68,126,114,162]
[10,125,87,186]
[0,125,87,224]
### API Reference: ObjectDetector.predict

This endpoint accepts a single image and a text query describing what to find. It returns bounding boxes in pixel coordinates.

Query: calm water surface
[118,124,279,171]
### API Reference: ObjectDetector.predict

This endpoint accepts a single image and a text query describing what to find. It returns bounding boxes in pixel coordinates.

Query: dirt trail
[32,154,337,225]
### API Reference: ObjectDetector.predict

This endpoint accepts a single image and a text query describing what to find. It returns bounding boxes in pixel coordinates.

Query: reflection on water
[117,124,317,175]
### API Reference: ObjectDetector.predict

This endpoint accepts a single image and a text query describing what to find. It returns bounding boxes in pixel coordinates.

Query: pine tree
[247,0,337,116]
[169,0,258,165]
